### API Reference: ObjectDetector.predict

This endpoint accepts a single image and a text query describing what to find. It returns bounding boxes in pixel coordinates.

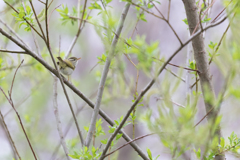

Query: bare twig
[165,67,186,82]
[191,22,231,89]
[77,0,81,27]
[0,49,27,54]
[0,63,35,71]
[85,2,132,148]
[103,133,155,159]
[155,97,185,108]
[29,0,46,41]
[53,77,70,160]
[65,0,88,58]
[38,0,45,5]
[167,0,171,21]
[151,2,183,45]
[152,57,200,73]
[9,60,24,97]
[47,0,54,9]
[129,1,164,20]
[0,60,37,160]
[0,111,21,160]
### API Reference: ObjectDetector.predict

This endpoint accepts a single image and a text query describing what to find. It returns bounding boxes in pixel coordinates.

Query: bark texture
[182,1,224,160]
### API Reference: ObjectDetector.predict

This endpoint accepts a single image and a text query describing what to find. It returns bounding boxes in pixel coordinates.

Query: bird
[56,56,81,81]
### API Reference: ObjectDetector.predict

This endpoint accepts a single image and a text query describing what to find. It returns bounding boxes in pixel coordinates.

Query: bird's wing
[64,59,75,69]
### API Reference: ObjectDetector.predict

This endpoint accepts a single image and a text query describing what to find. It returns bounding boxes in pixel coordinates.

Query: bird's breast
[59,67,74,75]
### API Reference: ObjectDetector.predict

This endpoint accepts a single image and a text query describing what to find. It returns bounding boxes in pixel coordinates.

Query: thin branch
[165,67,186,82]
[194,107,214,127]
[152,57,200,73]
[0,63,35,71]
[191,0,217,35]
[47,4,62,31]
[191,22,231,89]
[155,97,185,108]
[209,23,231,64]
[0,111,21,160]
[211,0,232,23]
[47,0,54,9]
[9,60,24,97]
[77,0,81,27]
[0,49,27,54]
[103,133,155,159]
[53,77,70,160]
[167,0,171,21]
[0,60,37,160]
[151,2,183,45]
[45,0,50,44]
[65,0,88,58]
[99,16,228,159]
[29,0,46,41]
[85,2,131,148]
[38,0,45,5]
[129,1,164,20]
[0,17,226,159]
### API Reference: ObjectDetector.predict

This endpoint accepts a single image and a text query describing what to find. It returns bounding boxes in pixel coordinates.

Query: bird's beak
[77,58,81,60]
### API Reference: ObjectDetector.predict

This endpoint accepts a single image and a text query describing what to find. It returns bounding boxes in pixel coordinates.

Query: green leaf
[101,138,108,144]
[147,148,153,160]
[182,18,188,25]
[116,133,122,140]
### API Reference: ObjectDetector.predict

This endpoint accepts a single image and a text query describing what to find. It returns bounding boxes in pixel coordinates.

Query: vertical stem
[53,77,70,160]
[132,70,139,139]
[85,2,131,147]
[186,32,191,104]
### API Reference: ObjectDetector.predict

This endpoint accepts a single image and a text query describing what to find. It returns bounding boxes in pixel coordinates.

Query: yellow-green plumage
[56,57,81,80]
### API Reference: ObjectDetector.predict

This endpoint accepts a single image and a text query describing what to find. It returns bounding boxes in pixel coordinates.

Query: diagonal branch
[65,0,88,58]
[0,111,21,160]
[103,133,155,159]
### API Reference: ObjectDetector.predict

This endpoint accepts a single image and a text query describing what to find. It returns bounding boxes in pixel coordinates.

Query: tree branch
[65,0,88,58]
[53,77,70,160]
[103,133,155,159]
[85,2,131,147]
[0,111,21,160]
